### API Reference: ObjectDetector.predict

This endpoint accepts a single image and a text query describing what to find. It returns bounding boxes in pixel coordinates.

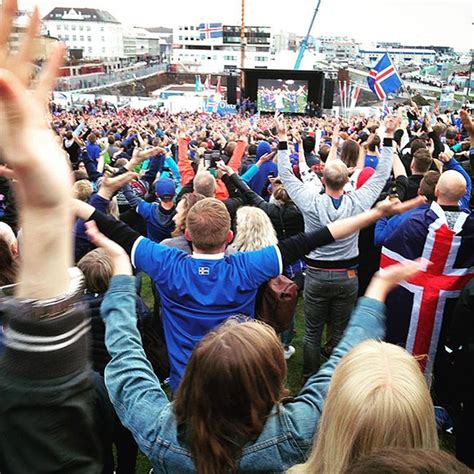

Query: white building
[172,23,272,73]
[122,26,171,61]
[316,36,360,61]
[43,7,124,60]
[360,48,436,67]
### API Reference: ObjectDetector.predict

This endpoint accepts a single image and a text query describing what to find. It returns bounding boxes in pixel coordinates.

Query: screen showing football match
[257,79,309,113]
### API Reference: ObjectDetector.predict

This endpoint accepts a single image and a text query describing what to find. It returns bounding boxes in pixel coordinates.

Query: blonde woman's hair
[290,340,438,474]
[232,206,278,252]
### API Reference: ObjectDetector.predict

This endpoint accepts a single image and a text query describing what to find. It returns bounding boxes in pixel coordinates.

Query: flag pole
[240,0,246,99]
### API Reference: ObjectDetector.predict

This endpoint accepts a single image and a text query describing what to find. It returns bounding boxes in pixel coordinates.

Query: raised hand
[0,0,67,209]
[98,171,138,200]
[274,112,287,138]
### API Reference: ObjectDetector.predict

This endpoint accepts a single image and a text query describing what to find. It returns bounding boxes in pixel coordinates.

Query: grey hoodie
[278,147,393,263]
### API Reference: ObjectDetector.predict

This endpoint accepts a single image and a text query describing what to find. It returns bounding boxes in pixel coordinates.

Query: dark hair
[0,239,17,286]
[174,319,289,474]
[108,135,115,145]
[410,138,427,155]
[303,135,316,154]
[65,131,73,140]
[247,144,257,157]
[368,135,381,152]
[318,144,330,163]
[345,448,472,474]
[419,171,440,202]
[445,126,458,141]
[73,169,89,181]
[88,133,97,144]
[412,149,432,174]
[341,139,360,168]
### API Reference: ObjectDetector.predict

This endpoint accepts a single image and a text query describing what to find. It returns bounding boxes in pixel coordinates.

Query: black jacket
[227,173,304,240]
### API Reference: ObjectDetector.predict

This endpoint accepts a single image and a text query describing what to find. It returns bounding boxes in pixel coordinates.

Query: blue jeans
[303,268,358,379]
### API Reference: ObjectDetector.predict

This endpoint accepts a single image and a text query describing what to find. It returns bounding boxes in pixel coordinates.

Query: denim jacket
[101,275,386,473]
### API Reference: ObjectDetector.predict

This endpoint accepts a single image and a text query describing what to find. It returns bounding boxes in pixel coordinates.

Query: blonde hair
[73,179,93,202]
[232,206,278,252]
[290,341,438,474]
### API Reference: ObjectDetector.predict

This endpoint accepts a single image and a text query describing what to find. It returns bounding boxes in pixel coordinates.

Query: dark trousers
[302,268,358,379]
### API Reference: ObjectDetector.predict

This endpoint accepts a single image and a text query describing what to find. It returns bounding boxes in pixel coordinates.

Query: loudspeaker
[227,75,238,104]
[323,78,335,109]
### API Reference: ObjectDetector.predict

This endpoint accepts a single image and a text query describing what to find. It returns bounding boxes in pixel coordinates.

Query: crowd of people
[0,2,474,473]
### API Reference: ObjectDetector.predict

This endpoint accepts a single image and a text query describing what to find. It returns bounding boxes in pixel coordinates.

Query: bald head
[323,160,349,191]
[435,170,466,206]
[194,171,217,198]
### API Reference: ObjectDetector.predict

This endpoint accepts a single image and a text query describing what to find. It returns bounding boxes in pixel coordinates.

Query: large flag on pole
[367,53,402,100]
[381,203,474,383]
[195,75,202,92]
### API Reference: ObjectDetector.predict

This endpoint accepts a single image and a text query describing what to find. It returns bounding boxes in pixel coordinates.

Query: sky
[19,0,473,51]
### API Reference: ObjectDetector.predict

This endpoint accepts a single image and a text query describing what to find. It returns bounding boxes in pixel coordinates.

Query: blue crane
[294,0,323,70]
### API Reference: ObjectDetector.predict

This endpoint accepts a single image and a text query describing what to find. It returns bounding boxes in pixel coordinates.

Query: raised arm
[0,3,102,471]
[85,222,169,457]
[275,115,320,213]
[284,259,423,443]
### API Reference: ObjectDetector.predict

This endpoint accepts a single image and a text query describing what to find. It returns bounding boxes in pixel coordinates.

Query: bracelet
[278,141,288,150]
[383,138,394,147]
[0,267,85,320]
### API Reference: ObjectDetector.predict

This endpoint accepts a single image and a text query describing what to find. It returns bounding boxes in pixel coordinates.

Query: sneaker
[284,345,296,360]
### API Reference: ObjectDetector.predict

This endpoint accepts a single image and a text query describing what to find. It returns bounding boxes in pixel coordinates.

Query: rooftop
[43,7,120,24]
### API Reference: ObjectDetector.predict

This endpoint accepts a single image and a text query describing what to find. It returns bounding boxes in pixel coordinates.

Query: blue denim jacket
[101,275,386,473]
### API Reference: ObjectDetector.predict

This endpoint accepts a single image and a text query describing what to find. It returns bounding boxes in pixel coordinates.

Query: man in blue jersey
[122,177,177,242]
[74,163,422,391]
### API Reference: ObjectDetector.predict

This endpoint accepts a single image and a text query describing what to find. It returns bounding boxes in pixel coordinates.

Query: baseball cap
[155,177,176,198]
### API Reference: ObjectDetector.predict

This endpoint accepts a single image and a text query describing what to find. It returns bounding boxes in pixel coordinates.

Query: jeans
[303,268,358,379]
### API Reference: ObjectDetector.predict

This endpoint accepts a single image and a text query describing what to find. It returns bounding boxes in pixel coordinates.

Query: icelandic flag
[381,202,474,383]
[199,23,223,40]
[367,53,402,100]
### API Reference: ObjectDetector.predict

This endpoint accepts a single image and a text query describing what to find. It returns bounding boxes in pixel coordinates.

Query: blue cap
[155,177,176,198]
[256,141,272,159]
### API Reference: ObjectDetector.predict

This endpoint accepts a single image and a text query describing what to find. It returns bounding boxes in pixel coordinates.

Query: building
[0,5,59,60]
[122,26,172,62]
[316,36,360,61]
[172,23,272,73]
[360,48,436,67]
[43,7,124,60]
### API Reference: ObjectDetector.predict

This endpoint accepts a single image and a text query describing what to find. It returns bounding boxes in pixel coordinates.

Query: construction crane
[294,0,322,70]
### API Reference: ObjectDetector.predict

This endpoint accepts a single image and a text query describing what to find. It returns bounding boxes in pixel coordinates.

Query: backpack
[256,275,298,333]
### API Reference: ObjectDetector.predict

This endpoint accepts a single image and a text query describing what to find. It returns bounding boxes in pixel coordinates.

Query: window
[79,25,84,31]
[80,35,84,41]
[87,36,92,42]
[88,47,92,53]
[72,35,77,41]
[101,36,105,42]
[65,35,70,41]
[178,35,183,41]
[64,24,69,30]
[86,25,91,31]
[101,27,104,32]
[71,24,76,30]
[102,47,106,53]
[57,24,61,30]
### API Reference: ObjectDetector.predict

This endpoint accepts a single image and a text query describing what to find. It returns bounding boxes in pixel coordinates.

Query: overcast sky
[20,0,473,51]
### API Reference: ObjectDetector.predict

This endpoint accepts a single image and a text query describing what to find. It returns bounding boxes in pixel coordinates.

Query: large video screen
[257,79,309,113]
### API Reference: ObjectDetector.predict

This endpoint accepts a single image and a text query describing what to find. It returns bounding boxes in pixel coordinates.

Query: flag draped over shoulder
[381,203,474,381]
[367,52,402,100]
